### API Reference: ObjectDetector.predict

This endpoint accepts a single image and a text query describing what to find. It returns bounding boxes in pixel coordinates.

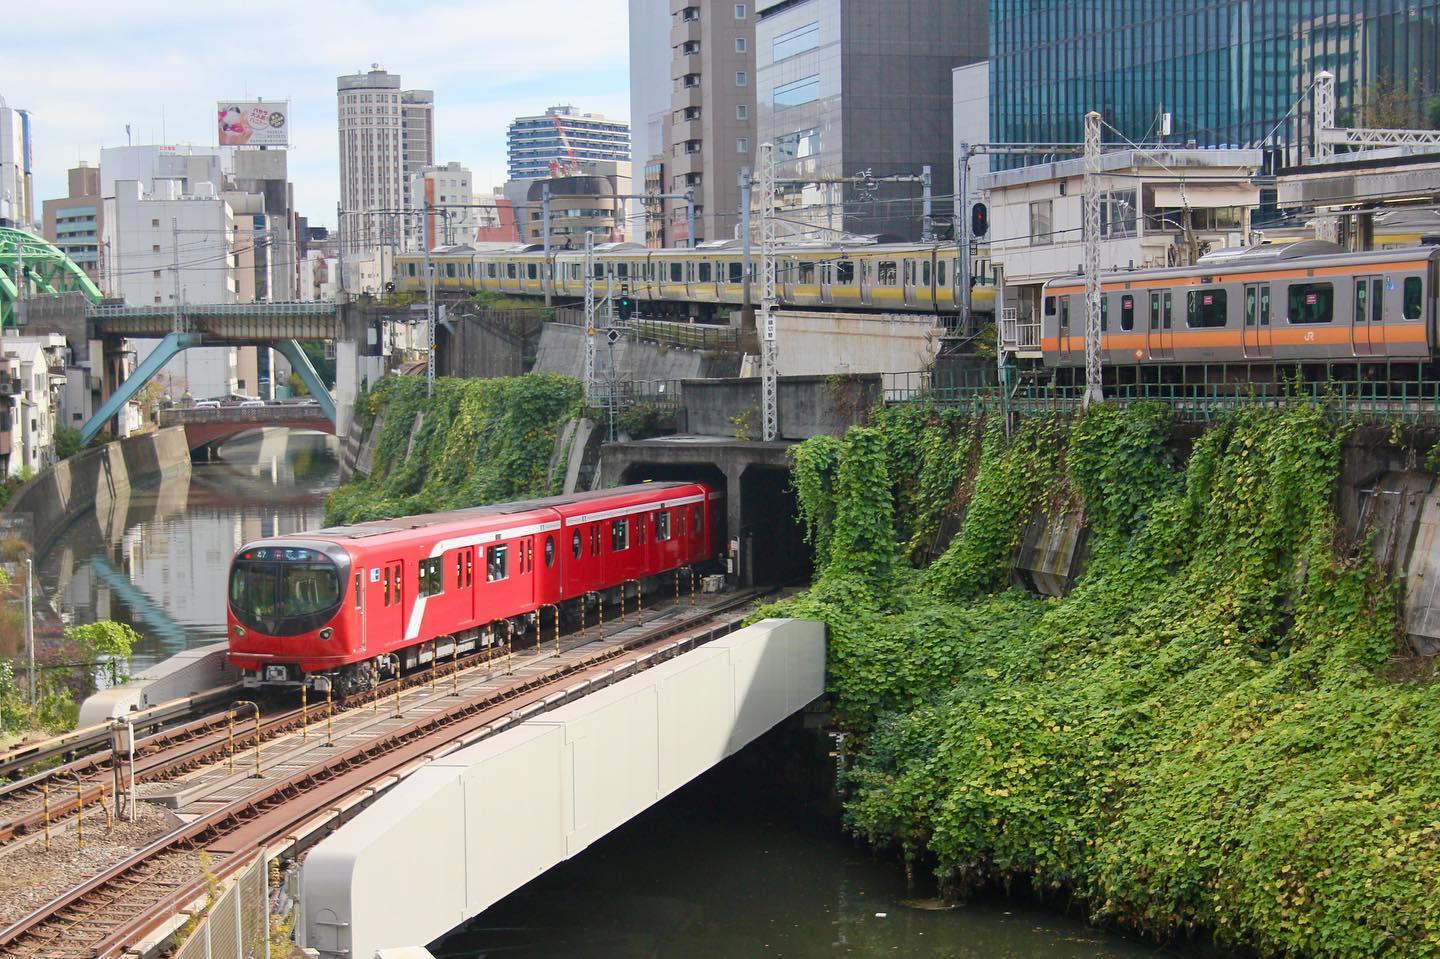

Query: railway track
[0,586,780,959]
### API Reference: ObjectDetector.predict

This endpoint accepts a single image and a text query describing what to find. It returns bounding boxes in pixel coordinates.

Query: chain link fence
[172,855,269,959]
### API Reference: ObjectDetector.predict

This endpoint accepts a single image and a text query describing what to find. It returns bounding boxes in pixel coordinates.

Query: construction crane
[547,114,583,178]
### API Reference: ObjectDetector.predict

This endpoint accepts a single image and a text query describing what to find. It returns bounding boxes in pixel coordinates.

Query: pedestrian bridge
[157,404,336,451]
[300,618,825,959]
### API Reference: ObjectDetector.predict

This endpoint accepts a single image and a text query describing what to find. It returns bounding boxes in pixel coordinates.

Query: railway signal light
[970,202,989,239]
[617,284,634,321]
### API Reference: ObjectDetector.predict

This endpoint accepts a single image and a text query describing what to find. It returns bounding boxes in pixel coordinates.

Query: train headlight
[319,627,334,641]
[233,624,245,638]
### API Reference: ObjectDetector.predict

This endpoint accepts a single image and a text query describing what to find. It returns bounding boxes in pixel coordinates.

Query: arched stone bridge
[157,404,336,451]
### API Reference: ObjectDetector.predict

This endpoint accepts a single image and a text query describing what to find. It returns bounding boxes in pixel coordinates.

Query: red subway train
[227,482,722,693]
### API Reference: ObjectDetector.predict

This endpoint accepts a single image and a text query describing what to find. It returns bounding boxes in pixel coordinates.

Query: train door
[1148,290,1175,360]
[1243,283,1273,358]
[1057,295,1073,362]
[902,259,917,307]
[370,560,405,645]
[859,260,872,305]
[1352,276,1382,357]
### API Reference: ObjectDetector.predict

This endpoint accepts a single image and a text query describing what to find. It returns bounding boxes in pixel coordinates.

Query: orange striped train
[1040,242,1439,369]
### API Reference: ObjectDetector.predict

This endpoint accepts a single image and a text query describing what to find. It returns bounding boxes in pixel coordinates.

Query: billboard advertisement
[217,101,289,146]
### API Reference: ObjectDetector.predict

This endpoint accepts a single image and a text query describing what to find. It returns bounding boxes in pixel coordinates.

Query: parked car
[194,399,221,409]
[240,399,266,408]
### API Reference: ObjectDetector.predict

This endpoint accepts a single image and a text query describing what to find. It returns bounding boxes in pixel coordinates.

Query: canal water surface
[38,431,1203,958]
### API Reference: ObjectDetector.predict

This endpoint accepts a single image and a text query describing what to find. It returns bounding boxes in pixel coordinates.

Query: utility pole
[956,146,971,332]
[920,165,934,243]
[24,557,33,708]
[541,183,552,306]
[170,218,183,334]
[583,230,596,403]
[424,198,436,396]
[1082,111,1104,408]
[740,167,753,330]
[336,203,346,296]
[759,143,779,443]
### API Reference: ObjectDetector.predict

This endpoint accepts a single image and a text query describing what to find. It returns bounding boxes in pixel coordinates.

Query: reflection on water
[435,725,1201,959]
[37,430,339,671]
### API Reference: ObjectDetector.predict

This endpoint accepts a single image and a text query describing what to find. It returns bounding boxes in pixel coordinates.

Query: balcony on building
[671,7,702,46]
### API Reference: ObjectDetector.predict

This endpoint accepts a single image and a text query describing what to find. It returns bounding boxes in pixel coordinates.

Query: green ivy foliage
[761,402,1437,958]
[326,373,582,524]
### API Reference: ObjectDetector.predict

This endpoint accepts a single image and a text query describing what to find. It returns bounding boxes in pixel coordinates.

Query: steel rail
[0,589,774,958]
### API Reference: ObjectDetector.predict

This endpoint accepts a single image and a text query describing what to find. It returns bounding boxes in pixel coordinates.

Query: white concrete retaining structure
[76,641,239,727]
[300,618,825,959]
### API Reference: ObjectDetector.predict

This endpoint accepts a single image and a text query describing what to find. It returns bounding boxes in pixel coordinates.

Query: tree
[67,621,140,684]
[53,427,82,460]
[1358,73,1424,129]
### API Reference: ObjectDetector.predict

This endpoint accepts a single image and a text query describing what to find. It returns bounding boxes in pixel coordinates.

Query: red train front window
[230,550,344,636]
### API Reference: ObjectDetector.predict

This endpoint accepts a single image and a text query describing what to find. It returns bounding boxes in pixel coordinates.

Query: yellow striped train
[394,239,997,320]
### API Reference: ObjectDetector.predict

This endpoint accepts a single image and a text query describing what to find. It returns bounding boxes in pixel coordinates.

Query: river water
[36,433,1198,958]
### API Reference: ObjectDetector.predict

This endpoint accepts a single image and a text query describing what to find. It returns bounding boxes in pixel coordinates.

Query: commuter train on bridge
[227,482,721,693]
[394,239,997,319]
[1040,241,1440,372]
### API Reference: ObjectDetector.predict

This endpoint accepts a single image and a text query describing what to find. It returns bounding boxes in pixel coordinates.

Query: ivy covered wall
[762,402,1440,958]
[326,373,583,525]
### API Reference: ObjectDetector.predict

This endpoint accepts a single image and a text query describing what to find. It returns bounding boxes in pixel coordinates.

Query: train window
[1148,292,1159,327]
[1287,283,1333,324]
[693,506,704,536]
[686,262,696,282]
[636,516,646,546]
[407,263,416,277]
[486,546,508,582]
[594,263,605,280]
[670,262,683,282]
[1059,296,1070,332]
[878,262,897,286]
[1405,277,1423,320]
[618,262,629,279]
[836,261,854,284]
[656,510,671,541]
[506,263,516,279]
[611,519,629,551]
[355,572,363,609]
[419,557,443,596]
[798,261,815,284]
[591,527,602,556]
[1120,295,1135,331]
[456,553,464,589]
[1100,296,1109,331]
[487,264,497,278]
[526,263,538,280]
[698,262,712,283]
[729,262,743,283]
[1260,287,1271,326]
[384,567,392,606]
[1163,291,1173,329]
[922,261,931,287]
[466,264,474,278]
[545,536,555,567]
[1354,283,1370,322]
[572,530,582,560]
[445,264,456,278]
[1045,296,1056,316]
[938,260,947,287]
[526,541,533,571]
[903,261,914,285]
[1187,290,1228,328]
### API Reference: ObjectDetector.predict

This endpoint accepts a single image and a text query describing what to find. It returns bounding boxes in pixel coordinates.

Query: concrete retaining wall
[682,374,881,440]
[300,618,825,959]
[774,310,942,376]
[2,426,192,553]
[533,324,741,382]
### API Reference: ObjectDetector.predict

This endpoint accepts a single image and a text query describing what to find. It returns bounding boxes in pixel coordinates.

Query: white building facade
[0,99,34,229]
[409,162,476,249]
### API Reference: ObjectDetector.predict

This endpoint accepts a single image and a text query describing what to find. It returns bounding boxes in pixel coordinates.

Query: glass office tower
[990,1,1440,172]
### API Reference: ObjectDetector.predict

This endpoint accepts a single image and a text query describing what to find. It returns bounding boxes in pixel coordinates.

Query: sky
[5,0,631,230]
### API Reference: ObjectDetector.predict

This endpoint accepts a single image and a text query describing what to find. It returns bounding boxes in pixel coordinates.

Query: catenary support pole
[1083,111,1104,408]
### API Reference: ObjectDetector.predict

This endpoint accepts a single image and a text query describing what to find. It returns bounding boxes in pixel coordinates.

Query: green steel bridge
[0,226,338,444]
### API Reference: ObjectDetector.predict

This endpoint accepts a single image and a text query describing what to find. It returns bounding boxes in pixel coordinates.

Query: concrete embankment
[2,426,193,553]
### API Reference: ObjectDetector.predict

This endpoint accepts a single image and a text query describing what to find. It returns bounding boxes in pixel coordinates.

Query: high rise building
[42,164,103,284]
[520,161,633,247]
[410,162,475,249]
[629,0,672,243]
[754,0,986,242]
[0,98,34,229]
[507,105,630,181]
[401,89,435,210]
[663,1,756,245]
[338,66,435,258]
[989,0,1440,175]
